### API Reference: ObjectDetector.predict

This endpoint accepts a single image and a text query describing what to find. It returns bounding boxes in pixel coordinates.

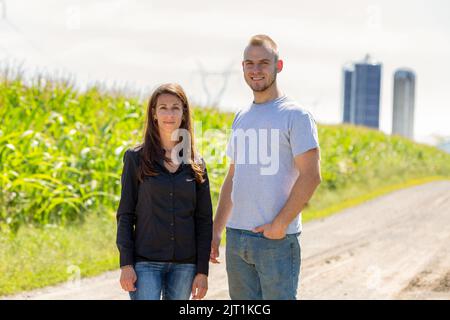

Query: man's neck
[253,85,283,104]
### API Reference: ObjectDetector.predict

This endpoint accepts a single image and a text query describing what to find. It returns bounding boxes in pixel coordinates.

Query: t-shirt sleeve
[226,111,240,160]
[290,111,320,157]
[226,134,234,160]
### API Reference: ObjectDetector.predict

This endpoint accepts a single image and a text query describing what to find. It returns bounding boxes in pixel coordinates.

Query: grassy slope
[1,75,450,296]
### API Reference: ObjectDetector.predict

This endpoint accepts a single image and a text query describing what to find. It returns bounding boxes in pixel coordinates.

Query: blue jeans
[129,261,196,300]
[226,227,301,300]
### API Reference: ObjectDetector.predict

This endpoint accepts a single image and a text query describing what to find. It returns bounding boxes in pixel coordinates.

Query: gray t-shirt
[226,95,319,234]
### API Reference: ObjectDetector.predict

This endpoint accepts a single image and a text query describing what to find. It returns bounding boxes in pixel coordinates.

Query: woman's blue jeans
[129,261,196,300]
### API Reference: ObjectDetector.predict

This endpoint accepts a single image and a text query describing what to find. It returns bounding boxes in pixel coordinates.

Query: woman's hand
[120,265,137,292]
[191,273,208,300]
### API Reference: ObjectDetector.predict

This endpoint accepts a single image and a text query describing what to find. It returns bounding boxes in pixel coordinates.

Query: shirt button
[170,237,174,240]
[170,223,174,226]
[169,192,173,196]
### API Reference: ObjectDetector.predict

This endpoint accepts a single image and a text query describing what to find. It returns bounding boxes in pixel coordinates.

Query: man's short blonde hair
[245,34,279,62]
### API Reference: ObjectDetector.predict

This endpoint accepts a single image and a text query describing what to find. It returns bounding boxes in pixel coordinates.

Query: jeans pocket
[261,233,287,241]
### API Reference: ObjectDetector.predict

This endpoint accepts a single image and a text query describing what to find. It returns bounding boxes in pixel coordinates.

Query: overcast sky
[1,0,449,144]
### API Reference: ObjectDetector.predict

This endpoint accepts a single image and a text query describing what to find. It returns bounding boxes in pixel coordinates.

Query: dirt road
[4,181,450,300]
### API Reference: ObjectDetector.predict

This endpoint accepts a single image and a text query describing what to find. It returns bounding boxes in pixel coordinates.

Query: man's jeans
[226,227,301,300]
[129,261,196,300]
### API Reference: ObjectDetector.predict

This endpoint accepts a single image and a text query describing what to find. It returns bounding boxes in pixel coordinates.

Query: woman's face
[154,93,184,135]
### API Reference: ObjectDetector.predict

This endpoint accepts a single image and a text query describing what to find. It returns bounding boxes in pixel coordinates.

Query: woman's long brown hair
[135,83,205,184]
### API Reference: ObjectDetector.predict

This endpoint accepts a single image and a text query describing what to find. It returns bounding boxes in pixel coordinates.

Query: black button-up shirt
[116,147,213,275]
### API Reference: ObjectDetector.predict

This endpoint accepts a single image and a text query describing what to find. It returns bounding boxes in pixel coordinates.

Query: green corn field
[1,68,450,232]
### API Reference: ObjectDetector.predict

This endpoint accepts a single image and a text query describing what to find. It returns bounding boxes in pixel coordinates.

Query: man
[210,34,321,300]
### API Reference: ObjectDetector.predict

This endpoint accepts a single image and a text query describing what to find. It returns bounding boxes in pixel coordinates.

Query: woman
[116,83,213,300]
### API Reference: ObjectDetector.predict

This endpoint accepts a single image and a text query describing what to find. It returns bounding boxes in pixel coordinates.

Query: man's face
[242,45,282,93]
